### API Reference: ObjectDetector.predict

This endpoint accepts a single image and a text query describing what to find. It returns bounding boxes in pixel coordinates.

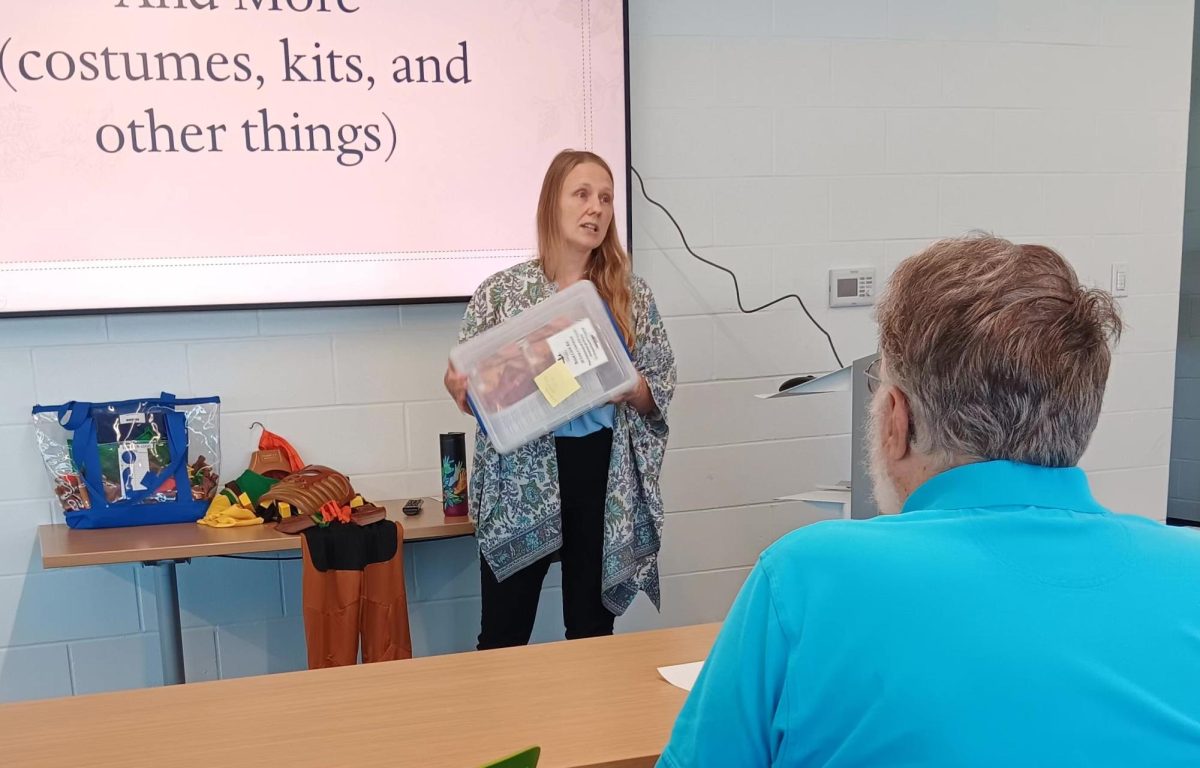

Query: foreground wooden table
[0,623,719,768]
[37,499,474,686]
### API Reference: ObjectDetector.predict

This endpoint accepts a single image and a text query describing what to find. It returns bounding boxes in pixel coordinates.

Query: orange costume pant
[300,520,413,668]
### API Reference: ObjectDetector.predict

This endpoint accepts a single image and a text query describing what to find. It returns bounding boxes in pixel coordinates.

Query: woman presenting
[445,149,676,650]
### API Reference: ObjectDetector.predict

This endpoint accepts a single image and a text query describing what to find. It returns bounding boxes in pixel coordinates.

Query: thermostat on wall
[828,268,876,308]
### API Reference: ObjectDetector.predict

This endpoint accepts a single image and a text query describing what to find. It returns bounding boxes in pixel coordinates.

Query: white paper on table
[657,660,705,691]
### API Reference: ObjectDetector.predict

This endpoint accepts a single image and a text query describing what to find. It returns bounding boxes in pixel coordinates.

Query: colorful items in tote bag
[31,393,221,529]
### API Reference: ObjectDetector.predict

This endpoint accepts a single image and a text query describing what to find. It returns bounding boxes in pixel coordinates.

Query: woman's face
[558,162,614,255]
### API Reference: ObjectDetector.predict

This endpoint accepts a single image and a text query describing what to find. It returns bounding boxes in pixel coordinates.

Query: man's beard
[865,396,904,515]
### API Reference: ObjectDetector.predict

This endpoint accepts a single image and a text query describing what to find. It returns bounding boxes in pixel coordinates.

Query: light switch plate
[1111,263,1128,298]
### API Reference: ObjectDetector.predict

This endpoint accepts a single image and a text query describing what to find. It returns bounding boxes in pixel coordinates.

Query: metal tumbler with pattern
[439,432,468,517]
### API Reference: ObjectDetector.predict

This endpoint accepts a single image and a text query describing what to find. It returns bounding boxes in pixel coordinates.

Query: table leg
[144,560,187,685]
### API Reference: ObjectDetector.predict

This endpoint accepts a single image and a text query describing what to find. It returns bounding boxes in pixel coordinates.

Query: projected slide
[0,1,628,315]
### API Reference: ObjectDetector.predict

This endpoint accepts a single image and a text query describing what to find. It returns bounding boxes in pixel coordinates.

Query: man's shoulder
[771,514,920,548]
[1115,511,1200,556]
[757,511,975,590]
[761,517,904,576]
[760,509,1200,582]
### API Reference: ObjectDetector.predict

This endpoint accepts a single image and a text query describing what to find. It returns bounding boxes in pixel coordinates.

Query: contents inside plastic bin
[451,280,638,454]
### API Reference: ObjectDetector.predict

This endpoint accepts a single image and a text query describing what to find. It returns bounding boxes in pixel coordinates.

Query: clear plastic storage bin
[451,280,639,454]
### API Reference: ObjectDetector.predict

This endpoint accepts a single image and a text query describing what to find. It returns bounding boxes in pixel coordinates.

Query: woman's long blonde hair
[536,150,634,348]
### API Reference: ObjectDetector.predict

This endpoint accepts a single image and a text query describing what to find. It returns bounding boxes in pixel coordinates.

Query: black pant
[477,428,616,650]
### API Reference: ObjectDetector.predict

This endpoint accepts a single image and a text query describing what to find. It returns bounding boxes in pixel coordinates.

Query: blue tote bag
[32,393,221,529]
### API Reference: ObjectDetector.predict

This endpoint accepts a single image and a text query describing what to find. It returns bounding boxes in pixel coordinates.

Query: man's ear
[881,387,914,462]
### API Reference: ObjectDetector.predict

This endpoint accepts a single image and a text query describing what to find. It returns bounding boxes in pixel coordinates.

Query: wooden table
[0,623,718,768]
[37,499,474,686]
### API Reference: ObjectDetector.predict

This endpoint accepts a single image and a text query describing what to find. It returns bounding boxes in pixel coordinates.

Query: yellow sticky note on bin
[534,360,581,407]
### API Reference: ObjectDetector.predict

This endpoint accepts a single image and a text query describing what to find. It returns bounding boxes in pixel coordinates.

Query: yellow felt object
[197,494,264,528]
[200,494,231,519]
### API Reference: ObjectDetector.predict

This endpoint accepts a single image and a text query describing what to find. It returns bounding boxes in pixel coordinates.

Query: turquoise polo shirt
[660,461,1200,767]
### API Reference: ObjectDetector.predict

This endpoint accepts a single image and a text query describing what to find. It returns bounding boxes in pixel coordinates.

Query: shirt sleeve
[458,277,496,344]
[658,559,790,768]
[632,278,676,430]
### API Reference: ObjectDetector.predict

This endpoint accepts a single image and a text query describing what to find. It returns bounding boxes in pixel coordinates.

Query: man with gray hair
[659,236,1200,767]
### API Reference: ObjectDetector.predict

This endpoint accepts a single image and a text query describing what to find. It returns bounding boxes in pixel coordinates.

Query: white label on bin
[547,318,608,377]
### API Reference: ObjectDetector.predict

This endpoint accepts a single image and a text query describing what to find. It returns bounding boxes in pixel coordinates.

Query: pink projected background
[0,0,628,314]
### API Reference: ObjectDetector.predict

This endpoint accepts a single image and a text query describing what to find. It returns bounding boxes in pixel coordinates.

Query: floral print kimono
[459,260,676,614]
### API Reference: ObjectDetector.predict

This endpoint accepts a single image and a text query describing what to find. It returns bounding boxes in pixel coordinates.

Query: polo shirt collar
[902,460,1109,516]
